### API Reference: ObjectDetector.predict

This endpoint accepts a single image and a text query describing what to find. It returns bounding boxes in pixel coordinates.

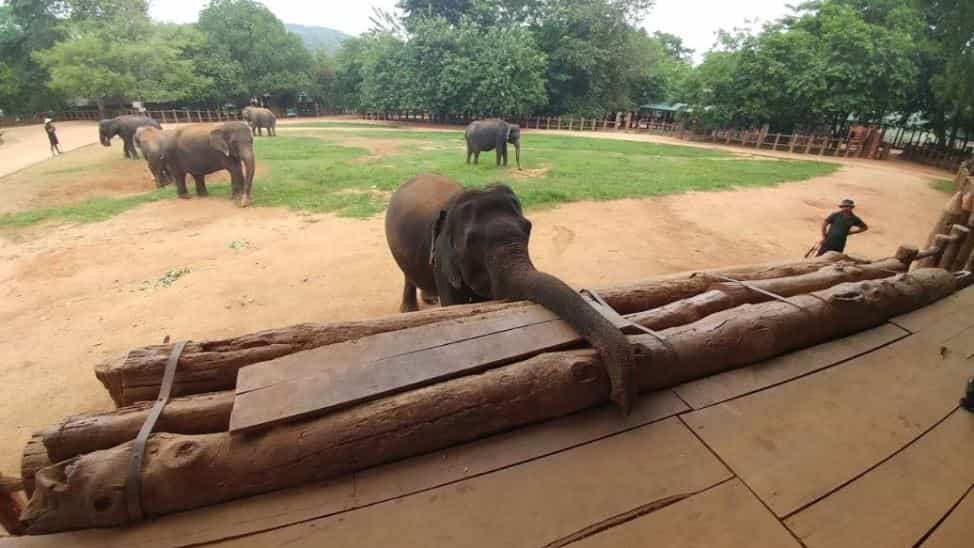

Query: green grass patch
[0,189,170,229]
[286,121,401,129]
[2,129,840,227]
[930,179,954,193]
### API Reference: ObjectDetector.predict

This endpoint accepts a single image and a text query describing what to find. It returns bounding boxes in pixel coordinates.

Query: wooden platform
[5,286,974,547]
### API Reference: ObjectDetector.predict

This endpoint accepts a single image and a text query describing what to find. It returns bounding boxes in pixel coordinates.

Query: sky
[149,0,794,61]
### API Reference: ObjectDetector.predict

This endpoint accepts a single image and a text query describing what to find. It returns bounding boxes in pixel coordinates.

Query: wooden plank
[230,318,584,432]
[208,418,732,548]
[571,480,800,548]
[233,296,639,433]
[235,305,559,394]
[922,486,974,548]
[682,331,972,517]
[889,287,974,333]
[785,410,974,547]
[674,323,908,408]
[0,391,687,548]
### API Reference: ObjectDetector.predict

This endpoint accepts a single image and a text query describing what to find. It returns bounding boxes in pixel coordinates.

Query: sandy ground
[0,117,954,485]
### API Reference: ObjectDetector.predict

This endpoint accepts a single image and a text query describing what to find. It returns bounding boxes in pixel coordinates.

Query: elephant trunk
[486,244,637,413]
[514,140,521,170]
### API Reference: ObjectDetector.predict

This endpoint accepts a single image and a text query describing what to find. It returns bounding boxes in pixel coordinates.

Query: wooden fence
[900,143,972,172]
[57,109,246,123]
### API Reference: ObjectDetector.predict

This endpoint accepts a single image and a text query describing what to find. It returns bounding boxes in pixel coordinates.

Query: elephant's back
[385,174,462,291]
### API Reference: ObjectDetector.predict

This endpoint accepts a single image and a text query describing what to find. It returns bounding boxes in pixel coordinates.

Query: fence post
[568,117,573,131]
[788,134,796,153]
[726,130,732,145]
[772,133,782,151]
[546,117,551,130]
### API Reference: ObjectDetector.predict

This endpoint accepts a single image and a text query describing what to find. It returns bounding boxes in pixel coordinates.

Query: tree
[309,50,337,111]
[197,0,313,106]
[34,10,209,115]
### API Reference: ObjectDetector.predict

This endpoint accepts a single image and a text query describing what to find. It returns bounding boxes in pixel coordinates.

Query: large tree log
[23,269,956,533]
[97,254,852,406]
[919,188,968,267]
[628,257,905,330]
[939,224,970,271]
[24,256,899,479]
[949,210,974,272]
[19,435,47,498]
[41,391,233,464]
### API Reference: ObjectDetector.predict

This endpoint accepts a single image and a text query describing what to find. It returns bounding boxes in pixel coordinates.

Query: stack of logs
[5,171,974,535]
[918,160,974,272]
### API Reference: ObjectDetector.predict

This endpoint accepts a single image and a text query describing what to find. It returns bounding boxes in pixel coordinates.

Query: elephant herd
[98,107,276,207]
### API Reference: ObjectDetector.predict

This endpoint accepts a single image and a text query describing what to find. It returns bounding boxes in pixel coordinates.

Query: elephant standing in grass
[162,122,256,207]
[385,174,637,413]
[465,119,521,169]
[99,115,161,159]
[242,106,277,136]
[133,126,173,188]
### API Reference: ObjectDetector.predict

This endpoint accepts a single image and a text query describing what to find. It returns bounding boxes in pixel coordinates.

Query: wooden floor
[6,287,974,548]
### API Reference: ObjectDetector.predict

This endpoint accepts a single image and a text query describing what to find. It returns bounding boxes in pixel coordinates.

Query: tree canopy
[0,0,969,148]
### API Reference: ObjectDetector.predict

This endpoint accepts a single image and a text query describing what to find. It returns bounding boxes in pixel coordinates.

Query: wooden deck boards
[6,286,972,548]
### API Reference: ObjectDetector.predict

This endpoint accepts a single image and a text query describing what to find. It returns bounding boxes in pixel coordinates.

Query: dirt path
[0,121,953,483]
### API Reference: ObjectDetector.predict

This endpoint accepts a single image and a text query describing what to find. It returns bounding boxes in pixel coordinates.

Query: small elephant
[133,126,174,188]
[384,174,637,412]
[465,119,521,169]
[242,106,277,137]
[162,122,256,207]
[99,115,162,159]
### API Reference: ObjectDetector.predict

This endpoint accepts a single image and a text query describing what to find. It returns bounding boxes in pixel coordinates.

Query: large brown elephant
[162,122,256,207]
[242,106,277,136]
[384,174,637,412]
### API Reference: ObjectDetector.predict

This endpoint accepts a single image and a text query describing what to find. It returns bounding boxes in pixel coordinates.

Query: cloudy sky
[149,0,794,60]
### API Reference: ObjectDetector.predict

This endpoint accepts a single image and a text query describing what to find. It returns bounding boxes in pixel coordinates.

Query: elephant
[242,106,277,137]
[465,119,521,169]
[133,126,174,188]
[99,115,162,159]
[161,122,256,207]
[384,174,637,412]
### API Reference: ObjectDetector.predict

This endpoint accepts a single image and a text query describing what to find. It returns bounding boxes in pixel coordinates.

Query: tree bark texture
[627,258,906,331]
[41,391,233,464]
[96,255,852,406]
[23,269,956,533]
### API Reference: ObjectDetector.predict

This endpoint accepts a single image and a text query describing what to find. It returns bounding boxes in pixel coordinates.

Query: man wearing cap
[44,117,62,156]
[817,199,868,256]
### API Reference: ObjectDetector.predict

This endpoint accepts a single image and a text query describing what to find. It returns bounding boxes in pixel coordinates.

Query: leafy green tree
[309,50,338,111]
[197,0,313,105]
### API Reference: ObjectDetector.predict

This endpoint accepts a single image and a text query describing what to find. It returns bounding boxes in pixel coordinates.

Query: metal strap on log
[581,288,672,349]
[125,339,187,522]
[712,274,805,310]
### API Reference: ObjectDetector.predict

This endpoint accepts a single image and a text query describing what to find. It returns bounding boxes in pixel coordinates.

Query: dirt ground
[0,117,954,482]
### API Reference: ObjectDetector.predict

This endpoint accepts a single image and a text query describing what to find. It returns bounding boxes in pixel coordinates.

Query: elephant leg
[466,146,472,164]
[193,174,208,197]
[420,289,438,305]
[174,172,190,199]
[400,276,419,313]
[474,151,480,164]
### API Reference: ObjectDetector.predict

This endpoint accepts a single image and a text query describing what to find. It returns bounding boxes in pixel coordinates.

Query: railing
[901,143,972,171]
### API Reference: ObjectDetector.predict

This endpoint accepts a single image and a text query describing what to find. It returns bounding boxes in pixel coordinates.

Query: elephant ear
[430,209,463,289]
[209,129,231,157]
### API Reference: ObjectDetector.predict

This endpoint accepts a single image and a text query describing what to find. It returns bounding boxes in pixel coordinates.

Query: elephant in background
[384,174,637,413]
[133,126,173,188]
[99,115,162,159]
[242,106,277,136]
[465,119,521,169]
[161,122,256,207]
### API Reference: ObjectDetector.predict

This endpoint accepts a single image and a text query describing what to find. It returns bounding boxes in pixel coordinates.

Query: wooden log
[41,391,233,464]
[949,210,974,271]
[938,224,970,271]
[20,434,48,497]
[0,473,26,535]
[918,191,966,267]
[627,257,906,331]
[894,244,919,265]
[22,270,957,533]
[96,255,852,406]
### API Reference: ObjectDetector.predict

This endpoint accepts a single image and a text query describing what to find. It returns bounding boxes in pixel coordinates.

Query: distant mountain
[285,24,351,54]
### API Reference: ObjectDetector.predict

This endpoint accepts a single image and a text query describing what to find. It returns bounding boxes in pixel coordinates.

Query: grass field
[0,128,840,228]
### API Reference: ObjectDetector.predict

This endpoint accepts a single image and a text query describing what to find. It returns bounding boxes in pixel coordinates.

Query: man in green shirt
[817,199,868,256]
